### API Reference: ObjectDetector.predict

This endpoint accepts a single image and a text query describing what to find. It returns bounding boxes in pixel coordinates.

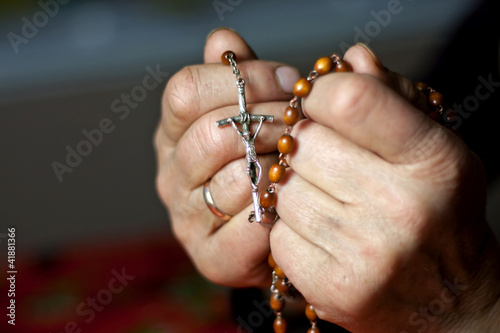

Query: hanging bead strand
[264,53,352,333]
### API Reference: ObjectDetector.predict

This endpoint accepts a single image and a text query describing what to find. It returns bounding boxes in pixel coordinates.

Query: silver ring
[203,179,232,221]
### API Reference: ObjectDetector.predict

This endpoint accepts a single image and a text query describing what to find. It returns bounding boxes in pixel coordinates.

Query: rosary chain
[226,53,245,87]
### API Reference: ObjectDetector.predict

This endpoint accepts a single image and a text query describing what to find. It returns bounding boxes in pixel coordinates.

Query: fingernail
[357,42,383,69]
[206,27,236,41]
[276,66,301,94]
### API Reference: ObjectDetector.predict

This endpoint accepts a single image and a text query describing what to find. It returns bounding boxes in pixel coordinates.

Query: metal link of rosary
[216,51,274,223]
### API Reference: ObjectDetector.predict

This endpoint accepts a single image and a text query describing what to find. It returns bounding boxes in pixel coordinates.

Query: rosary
[215,50,445,333]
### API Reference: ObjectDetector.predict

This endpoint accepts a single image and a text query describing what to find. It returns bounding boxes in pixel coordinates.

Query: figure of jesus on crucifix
[216,80,273,223]
[228,115,264,191]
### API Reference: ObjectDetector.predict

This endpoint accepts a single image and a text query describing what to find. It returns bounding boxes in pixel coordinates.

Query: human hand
[270,45,500,332]
[154,28,301,286]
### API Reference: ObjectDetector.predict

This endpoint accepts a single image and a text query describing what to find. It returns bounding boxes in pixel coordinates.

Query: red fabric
[0,233,237,333]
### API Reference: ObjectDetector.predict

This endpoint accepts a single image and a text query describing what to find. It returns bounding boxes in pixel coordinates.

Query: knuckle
[183,115,236,165]
[328,75,378,125]
[164,65,201,123]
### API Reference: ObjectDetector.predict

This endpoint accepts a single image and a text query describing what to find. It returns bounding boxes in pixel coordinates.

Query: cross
[216,80,273,223]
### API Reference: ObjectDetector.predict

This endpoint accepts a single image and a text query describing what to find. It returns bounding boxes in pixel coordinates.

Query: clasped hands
[154,28,500,332]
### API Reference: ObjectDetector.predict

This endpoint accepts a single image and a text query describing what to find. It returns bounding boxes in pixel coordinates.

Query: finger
[161,60,300,143]
[171,101,287,189]
[275,169,348,255]
[172,184,273,286]
[199,208,273,287]
[344,43,385,77]
[209,153,277,216]
[159,158,274,287]
[303,73,463,165]
[270,220,346,321]
[157,102,286,234]
[288,119,386,204]
[344,43,428,111]
[204,28,257,63]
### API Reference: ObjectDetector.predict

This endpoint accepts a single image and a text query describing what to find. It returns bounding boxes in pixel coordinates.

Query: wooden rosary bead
[270,293,285,312]
[443,109,456,122]
[274,266,286,279]
[307,327,320,333]
[260,189,276,208]
[283,106,300,126]
[262,209,278,224]
[428,91,444,107]
[273,315,287,333]
[314,56,334,75]
[221,51,235,65]
[334,60,352,72]
[277,134,294,154]
[305,304,319,322]
[414,81,428,91]
[293,78,312,98]
[269,163,286,183]
[275,278,290,293]
[268,252,276,269]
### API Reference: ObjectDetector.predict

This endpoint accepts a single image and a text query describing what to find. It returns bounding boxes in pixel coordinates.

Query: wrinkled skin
[155,28,500,332]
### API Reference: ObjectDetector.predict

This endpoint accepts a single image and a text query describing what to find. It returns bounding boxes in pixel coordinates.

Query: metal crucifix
[216,72,273,223]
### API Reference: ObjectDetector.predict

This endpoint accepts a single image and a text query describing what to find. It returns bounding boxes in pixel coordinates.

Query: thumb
[204,28,258,64]
[344,43,428,112]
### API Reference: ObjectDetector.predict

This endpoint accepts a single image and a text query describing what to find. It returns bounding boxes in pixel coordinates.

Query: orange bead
[260,189,276,208]
[270,293,285,312]
[443,109,456,123]
[262,209,278,224]
[335,60,352,72]
[275,278,289,293]
[269,163,286,183]
[274,266,286,279]
[293,78,312,98]
[283,106,300,126]
[414,81,428,91]
[314,56,334,75]
[273,316,287,333]
[307,327,320,333]
[429,91,444,107]
[221,51,235,65]
[277,134,294,154]
[268,252,276,268]
[305,304,318,322]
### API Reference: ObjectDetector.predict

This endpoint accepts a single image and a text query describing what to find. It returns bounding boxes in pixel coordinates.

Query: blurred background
[0,0,499,332]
